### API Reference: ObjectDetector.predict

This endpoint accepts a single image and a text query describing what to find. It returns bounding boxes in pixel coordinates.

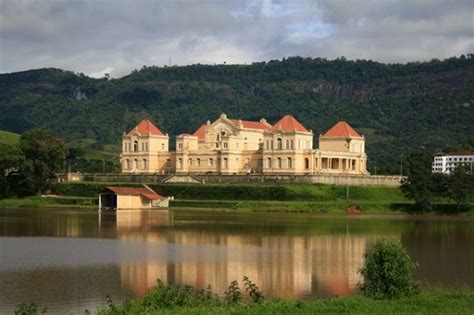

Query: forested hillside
[1,55,473,173]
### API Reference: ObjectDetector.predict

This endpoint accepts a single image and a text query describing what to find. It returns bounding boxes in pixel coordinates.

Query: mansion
[120,114,368,175]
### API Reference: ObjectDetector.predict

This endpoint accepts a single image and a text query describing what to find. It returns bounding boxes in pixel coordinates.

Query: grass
[170,199,473,215]
[95,284,474,315]
[0,130,20,145]
[0,196,97,208]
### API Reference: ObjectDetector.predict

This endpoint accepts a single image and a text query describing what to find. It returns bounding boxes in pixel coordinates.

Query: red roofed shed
[99,186,168,211]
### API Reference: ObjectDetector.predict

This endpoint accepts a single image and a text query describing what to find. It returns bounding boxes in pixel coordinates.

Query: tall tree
[400,153,435,211]
[448,165,474,210]
[0,143,24,197]
[19,130,68,194]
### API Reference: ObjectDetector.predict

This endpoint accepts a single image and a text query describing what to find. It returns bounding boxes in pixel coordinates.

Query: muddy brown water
[0,208,473,314]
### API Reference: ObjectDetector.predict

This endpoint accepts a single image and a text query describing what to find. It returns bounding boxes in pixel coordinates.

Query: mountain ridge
[1,55,473,172]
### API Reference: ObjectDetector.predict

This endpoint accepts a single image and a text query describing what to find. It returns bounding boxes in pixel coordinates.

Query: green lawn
[0,130,20,145]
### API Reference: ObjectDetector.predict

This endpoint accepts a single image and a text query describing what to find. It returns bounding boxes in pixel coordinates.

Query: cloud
[0,0,472,77]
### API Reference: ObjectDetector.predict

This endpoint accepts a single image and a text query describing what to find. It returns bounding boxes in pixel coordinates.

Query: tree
[0,143,24,197]
[448,165,474,210]
[19,130,68,194]
[400,153,435,211]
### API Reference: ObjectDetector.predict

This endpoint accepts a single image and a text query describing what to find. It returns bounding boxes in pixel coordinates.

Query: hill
[0,55,473,173]
[0,130,20,145]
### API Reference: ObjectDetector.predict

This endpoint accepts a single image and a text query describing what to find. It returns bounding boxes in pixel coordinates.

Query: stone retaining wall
[60,173,403,186]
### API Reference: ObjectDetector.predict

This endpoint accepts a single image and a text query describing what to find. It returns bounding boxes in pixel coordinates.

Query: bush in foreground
[359,239,420,299]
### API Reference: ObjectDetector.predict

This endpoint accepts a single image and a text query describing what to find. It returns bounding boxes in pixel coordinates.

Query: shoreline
[1,197,472,216]
[94,287,474,315]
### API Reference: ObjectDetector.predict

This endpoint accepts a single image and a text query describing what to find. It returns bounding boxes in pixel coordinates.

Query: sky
[1,0,473,78]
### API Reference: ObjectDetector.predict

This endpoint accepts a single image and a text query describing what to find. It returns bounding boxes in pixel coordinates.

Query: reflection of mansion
[120,114,368,175]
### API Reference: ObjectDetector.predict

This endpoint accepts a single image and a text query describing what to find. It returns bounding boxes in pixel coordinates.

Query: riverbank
[96,287,473,315]
[1,182,471,214]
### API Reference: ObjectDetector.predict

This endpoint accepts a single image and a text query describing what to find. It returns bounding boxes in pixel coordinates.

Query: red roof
[323,121,361,138]
[127,119,164,136]
[270,115,309,133]
[101,187,163,200]
[192,124,206,140]
[230,119,271,131]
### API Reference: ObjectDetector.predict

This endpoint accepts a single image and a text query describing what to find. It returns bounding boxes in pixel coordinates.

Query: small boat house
[99,186,169,211]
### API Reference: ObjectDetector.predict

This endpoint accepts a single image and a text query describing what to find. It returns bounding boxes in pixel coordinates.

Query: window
[286,140,289,149]
[143,159,147,169]
[277,157,282,168]
[145,143,148,151]
[178,158,182,168]
[223,142,228,149]
[141,143,145,151]
[290,140,294,149]
[216,143,220,148]
[178,143,182,149]
[134,159,138,169]
[128,143,131,152]
[267,157,272,168]
[209,158,214,166]
[125,159,130,169]
[304,158,309,169]
[288,157,292,168]
[133,141,138,152]
[277,138,282,150]
[223,158,228,169]
[123,143,127,152]
[188,158,193,166]
[161,143,164,150]
[197,158,201,166]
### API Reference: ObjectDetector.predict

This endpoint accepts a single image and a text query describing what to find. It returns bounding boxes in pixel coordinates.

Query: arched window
[125,159,130,170]
[267,157,272,168]
[277,138,283,150]
[134,159,139,169]
[304,158,309,169]
[133,140,139,152]
[287,157,292,168]
[277,157,282,168]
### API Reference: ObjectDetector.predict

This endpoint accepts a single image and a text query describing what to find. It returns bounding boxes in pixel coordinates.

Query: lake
[0,208,473,314]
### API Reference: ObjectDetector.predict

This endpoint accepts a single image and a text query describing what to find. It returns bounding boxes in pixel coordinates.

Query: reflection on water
[0,208,473,314]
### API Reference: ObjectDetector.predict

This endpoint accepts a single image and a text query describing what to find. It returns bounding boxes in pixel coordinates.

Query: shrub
[243,276,265,303]
[224,280,242,304]
[359,239,420,299]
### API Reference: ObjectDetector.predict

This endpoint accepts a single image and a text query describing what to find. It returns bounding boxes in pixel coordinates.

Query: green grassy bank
[2,182,470,214]
[55,182,405,201]
[95,288,473,315]
[0,196,97,208]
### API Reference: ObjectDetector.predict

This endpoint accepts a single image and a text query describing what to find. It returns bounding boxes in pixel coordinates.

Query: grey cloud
[0,0,472,77]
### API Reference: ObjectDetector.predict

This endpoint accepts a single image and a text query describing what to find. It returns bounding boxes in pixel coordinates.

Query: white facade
[432,152,474,174]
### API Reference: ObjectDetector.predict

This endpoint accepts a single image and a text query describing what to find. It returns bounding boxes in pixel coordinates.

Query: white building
[432,151,474,174]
